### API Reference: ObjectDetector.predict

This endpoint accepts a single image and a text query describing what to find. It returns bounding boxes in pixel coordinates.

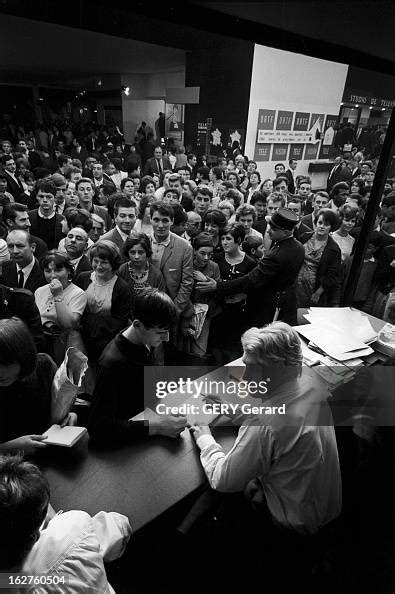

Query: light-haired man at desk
[89,288,188,443]
[190,322,342,536]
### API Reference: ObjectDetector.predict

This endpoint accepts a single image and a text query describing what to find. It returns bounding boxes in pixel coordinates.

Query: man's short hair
[6,228,34,246]
[132,288,177,329]
[36,179,57,197]
[211,167,224,180]
[1,154,14,165]
[76,177,94,191]
[250,191,267,206]
[114,196,137,216]
[150,201,174,220]
[195,186,213,200]
[58,154,71,167]
[197,166,210,179]
[267,192,286,206]
[273,176,289,189]
[64,166,82,180]
[241,322,303,368]
[235,204,257,221]
[187,153,196,162]
[0,454,50,570]
[63,207,93,232]
[3,202,28,223]
[242,235,263,255]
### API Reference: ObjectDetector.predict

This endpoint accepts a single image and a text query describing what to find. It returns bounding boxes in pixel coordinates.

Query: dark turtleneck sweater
[88,333,156,444]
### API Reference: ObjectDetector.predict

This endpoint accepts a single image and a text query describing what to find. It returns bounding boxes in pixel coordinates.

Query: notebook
[43,425,87,447]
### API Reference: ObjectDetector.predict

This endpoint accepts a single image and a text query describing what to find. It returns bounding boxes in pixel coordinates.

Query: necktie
[157,159,163,175]
[18,269,24,288]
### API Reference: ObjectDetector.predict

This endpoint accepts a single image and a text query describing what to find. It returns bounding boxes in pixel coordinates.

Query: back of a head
[0,454,50,570]
[241,322,302,369]
[132,288,177,329]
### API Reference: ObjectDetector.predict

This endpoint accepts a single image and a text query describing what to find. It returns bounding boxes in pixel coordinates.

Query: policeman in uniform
[196,208,305,327]
[0,284,45,351]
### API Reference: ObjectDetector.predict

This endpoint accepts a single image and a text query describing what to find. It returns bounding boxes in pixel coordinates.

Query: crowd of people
[0,123,394,590]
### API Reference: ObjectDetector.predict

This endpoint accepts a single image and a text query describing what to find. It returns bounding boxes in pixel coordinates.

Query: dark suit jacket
[3,171,24,201]
[327,163,352,192]
[351,167,361,179]
[30,234,48,261]
[100,227,125,255]
[217,236,305,326]
[28,150,42,170]
[0,258,46,293]
[74,254,92,276]
[27,210,65,250]
[144,156,172,177]
[0,284,45,351]
[284,169,296,194]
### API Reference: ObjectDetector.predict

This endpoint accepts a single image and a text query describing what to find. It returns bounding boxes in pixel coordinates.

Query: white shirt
[16,258,35,286]
[151,234,171,267]
[110,171,127,189]
[35,282,87,324]
[38,209,55,220]
[196,373,342,534]
[22,510,131,594]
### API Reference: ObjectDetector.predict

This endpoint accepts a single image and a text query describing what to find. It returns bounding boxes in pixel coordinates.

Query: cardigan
[301,235,342,306]
[75,272,131,361]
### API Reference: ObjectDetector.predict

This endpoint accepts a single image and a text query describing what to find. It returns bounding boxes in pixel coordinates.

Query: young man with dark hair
[101,195,137,256]
[89,288,188,443]
[0,454,131,588]
[295,191,330,243]
[272,175,289,197]
[28,180,65,250]
[75,177,112,230]
[284,158,297,194]
[3,202,48,259]
[1,154,24,200]
[150,202,193,315]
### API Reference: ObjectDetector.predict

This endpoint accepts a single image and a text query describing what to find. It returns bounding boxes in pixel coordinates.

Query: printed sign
[255,109,339,163]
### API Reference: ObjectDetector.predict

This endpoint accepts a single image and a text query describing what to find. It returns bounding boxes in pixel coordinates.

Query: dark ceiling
[194,1,395,63]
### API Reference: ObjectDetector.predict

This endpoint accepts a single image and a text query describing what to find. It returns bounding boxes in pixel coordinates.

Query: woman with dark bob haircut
[209,222,256,365]
[118,232,166,297]
[0,318,72,455]
[75,240,131,362]
[35,251,87,363]
[203,208,227,261]
[296,208,341,307]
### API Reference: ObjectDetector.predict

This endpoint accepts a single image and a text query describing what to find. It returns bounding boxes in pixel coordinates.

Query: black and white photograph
[0,1,394,592]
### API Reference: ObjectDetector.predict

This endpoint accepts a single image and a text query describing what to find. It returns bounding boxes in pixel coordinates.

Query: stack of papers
[295,308,377,362]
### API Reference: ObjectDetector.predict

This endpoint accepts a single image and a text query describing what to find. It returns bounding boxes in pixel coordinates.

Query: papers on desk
[295,308,377,362]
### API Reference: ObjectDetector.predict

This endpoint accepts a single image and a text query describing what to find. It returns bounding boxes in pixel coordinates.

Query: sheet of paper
[294,324,369,358]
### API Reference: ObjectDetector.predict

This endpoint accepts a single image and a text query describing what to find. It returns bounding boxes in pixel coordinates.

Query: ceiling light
[355,104,359,108]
